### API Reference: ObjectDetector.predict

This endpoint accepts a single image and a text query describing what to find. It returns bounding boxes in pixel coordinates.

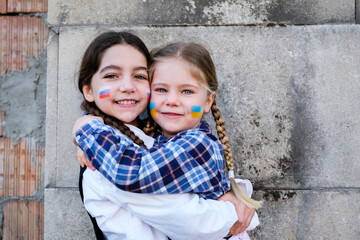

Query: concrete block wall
[46,0,360,239]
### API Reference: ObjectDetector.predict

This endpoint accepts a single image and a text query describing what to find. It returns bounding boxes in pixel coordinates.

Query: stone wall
[45,1,360,239]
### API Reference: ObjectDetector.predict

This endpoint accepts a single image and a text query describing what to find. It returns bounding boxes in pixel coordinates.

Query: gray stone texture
[357,0,360,23]
[45,0,360,239]
[0,52,47,146]
[253,190,360,239]
[44,188,95,239]
[48,0,355,26]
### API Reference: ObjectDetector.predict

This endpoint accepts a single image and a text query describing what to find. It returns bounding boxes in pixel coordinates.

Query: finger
[228,221,240,235]
[230,220,247,235]
[245,208,256,228]
[85,159,96,171]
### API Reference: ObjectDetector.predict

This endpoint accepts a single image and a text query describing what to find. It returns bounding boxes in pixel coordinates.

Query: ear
[204,92,215,113]
[82,85,95,102]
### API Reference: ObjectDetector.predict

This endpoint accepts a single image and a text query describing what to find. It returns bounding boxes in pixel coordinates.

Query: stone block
[44,188,95,240]
[45,30,59,188]
[357,0,360,23]
[266,0,355,24]
[252,189,360,239]
[48,0,355,26]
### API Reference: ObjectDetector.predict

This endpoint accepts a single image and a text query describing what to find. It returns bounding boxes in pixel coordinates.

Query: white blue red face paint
[99,86,111,99]
[191,105,201,118]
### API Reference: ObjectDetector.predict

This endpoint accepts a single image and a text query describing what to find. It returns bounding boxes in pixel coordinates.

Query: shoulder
[170,121,220,149]
[126,124,155,148]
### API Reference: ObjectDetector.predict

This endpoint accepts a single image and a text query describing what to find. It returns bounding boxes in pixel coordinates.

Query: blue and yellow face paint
[150,102,157,118]
[191,105,202,118]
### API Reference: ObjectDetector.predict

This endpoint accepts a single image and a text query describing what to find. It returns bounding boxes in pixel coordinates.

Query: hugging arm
[74,119,229,199]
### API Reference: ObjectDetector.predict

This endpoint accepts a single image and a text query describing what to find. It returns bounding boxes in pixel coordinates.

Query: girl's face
[83,44,150,126]
[150,58,215,137]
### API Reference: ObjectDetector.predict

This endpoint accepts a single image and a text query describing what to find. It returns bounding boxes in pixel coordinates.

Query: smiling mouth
[162,112,183,118]
[114,100,137,105]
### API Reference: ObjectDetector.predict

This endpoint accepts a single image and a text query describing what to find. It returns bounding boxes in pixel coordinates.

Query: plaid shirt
[75,120,230,199]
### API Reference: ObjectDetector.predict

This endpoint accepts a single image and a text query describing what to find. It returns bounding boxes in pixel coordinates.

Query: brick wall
[0,0,48,239]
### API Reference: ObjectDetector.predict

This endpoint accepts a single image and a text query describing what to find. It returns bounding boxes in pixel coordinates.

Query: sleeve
[121,193,237,240]
[102,184,237,239]
[74,119,230,200]
[83,169,237,240]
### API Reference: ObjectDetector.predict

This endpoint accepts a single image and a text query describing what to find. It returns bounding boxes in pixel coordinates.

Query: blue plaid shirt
[75,120,230,199]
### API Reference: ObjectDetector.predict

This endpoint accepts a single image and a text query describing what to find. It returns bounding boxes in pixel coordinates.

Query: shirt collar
[154,121,212,144]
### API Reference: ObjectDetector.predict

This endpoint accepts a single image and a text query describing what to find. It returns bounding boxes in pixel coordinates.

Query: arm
[74,118,229,199]
[83,169,237,240]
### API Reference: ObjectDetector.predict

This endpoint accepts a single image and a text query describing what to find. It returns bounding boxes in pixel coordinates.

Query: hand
[218,191,255,235]
[72,115,103,145]
[77,147,95,171]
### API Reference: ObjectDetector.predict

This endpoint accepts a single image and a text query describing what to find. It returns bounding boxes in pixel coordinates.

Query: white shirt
[82,125,239,240]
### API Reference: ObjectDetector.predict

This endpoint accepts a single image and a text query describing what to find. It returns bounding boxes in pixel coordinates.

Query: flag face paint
[99,86,111,99]
[150,102,157,118]
[147,92,150,102]
[191,105,202,118]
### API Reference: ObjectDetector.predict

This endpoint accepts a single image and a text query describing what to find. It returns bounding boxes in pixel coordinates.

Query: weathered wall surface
[46,0,360,239]
[0,1,48,238]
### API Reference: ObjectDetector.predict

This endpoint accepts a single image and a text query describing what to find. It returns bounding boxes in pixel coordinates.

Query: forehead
[153,58,207,88]
[101,44,147,67]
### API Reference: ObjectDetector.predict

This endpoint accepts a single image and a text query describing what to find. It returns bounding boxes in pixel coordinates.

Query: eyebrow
[99,65,148,73]
[152,82,200,89]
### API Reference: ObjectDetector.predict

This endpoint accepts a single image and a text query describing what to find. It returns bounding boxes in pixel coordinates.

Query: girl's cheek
[98,86,111,99]
[191,105,202,118]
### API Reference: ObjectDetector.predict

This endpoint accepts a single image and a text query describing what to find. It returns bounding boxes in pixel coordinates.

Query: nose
[165,91,180,106]
[119,76,135,93]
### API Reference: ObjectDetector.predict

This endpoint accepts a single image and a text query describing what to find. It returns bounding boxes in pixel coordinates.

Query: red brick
[0,16,49,74]
[0,0,6,14]
[0,137,44,197]
[7,0,47,13]
[3,200,44,240]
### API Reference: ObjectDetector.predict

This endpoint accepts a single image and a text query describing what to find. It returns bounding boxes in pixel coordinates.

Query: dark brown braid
[143,117,156,135]
[210,99,234,172]
[82,102,147,148]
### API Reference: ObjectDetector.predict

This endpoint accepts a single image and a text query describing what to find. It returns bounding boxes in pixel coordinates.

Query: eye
[104,74,118,79]
[182,89,193,95]
[134,74,148,81]
[154,88,167,93]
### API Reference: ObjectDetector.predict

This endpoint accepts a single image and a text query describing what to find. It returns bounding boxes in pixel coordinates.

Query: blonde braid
[211,99,262,209]
[211,99,234,172]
